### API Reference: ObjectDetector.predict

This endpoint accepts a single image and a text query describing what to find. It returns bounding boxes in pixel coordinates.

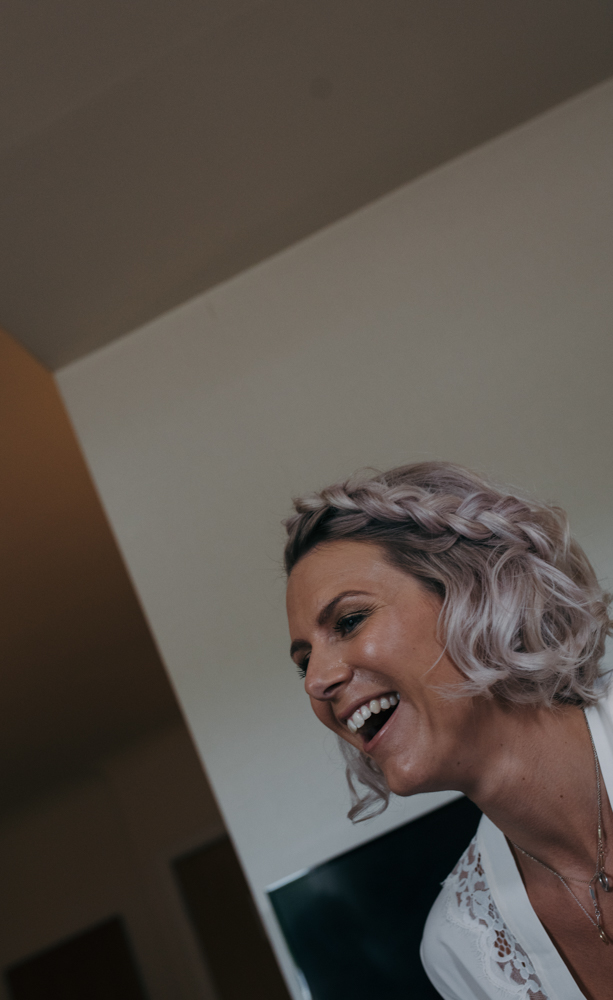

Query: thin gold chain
[511,712,610,944]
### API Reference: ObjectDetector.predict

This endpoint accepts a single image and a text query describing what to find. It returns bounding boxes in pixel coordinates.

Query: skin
[286,539,613,1000]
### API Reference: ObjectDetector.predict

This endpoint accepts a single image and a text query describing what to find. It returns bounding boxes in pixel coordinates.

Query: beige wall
[0,725,224,1000]
[57,79,613,996]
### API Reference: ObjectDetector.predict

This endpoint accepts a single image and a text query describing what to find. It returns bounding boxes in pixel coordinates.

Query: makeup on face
[287,543,441,742]
[286,540,477,798]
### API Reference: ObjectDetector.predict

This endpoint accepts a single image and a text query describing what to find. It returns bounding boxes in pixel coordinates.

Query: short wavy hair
[284,462,612,821]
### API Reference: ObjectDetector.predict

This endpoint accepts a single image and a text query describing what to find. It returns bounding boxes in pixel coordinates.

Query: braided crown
[284,462,612,821]
[285,462,611,703]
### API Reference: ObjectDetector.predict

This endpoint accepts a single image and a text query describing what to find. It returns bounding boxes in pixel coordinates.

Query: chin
[379,756,439,798]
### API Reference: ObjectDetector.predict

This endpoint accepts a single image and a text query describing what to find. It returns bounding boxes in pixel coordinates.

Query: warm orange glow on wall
[0,328,181,809]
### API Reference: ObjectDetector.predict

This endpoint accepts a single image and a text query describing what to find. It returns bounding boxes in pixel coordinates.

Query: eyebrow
[289,590,374,661]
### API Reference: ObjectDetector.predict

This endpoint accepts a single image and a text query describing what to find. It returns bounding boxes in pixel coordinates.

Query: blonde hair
[284,462,612,820]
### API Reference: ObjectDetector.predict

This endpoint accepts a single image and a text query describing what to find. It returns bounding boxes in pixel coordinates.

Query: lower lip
[362,704,399,753]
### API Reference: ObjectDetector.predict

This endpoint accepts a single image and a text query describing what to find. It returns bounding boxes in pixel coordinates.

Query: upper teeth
[346,693,399,734]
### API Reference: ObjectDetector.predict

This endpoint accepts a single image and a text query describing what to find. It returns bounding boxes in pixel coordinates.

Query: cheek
[309,696,337,731]
[359,623,419,681]
[360,637,382,663]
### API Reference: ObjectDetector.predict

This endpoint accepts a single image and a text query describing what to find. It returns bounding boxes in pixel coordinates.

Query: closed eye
[296,655,309,679]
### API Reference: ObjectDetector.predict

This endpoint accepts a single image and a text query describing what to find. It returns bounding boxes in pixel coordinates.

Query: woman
[284,462,613,1000]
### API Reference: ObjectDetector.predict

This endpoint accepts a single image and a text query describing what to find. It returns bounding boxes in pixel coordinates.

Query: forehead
[286,540,403,620]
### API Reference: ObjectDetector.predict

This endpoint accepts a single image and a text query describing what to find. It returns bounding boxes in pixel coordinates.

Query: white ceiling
[1,0,612,370]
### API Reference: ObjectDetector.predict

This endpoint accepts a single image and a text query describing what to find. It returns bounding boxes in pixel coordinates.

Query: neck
[461,701,603,879]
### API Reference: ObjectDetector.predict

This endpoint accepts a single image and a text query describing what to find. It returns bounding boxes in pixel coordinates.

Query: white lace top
[420,686,613,999]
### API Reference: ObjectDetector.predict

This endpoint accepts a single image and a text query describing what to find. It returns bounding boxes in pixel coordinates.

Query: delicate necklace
[512,713,611,944]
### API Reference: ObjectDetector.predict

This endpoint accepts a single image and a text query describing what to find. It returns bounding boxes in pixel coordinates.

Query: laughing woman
[284,463,613,1000]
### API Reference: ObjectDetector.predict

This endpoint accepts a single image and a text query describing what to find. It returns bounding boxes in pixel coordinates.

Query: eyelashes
[333,608,371,637]
[295,606,373,678]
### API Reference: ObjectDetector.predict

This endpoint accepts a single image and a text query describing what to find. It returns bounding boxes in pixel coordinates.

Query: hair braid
[284,461,612,821]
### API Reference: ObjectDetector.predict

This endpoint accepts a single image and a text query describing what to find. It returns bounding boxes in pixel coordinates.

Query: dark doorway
[5,917,148,1000]
[174,837,290,1000]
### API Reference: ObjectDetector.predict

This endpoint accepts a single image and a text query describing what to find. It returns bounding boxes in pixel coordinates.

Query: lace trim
[445,836,548,999]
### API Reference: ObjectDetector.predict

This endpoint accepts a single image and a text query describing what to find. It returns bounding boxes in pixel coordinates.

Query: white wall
[57,79,613,996]
[0,725,224,1000]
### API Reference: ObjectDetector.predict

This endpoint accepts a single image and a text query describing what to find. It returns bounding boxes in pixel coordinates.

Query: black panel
[268,795,481,1000]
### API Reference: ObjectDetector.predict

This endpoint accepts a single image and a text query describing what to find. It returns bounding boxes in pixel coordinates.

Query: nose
[304,646,353,701]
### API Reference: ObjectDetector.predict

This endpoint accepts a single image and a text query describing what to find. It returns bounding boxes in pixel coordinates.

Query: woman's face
[286,539,481,797]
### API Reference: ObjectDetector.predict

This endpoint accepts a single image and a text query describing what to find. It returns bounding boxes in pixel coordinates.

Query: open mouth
[345,693,399,743]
